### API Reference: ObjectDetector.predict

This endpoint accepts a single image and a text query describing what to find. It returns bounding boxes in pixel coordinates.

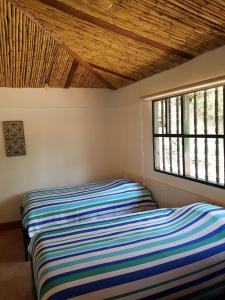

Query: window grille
[153,85,225,189]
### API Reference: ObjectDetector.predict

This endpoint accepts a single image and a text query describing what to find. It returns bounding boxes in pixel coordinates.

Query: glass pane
[171,137,178,174]
[154,100,166,134]
[208,138,216,183]
[218,86,224,135]
[178,96,182,134]
[179,138,183,175]
[185,137,208,180]
[161,100,166,134]
[219,139,224,185]
[206,88,216,134]
[196,91,205,134]
[171,137,183,175]
[197,138,206,180]
[184,138,195,178]
[183,87,223,136]
[183,93,194,134]
[154,137,163,170]
[164,137,170,172]
[153,101,161,134]
[155,137,183,176]
[184,137,224,185]
[170,97,181,134]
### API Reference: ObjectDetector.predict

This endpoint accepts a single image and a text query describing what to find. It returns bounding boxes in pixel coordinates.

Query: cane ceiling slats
[2,0,225,89]
[0,0,108,88]
[94,68,134,90]
[54,0,225,55]
[71,64,105,88]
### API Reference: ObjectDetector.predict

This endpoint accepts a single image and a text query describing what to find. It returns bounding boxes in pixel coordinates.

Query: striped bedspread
[23,179,156,238]
[30,202,225,300]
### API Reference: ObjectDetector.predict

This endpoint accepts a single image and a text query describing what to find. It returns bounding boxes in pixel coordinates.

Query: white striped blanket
[23,179,156,238]
[30,202,225,300]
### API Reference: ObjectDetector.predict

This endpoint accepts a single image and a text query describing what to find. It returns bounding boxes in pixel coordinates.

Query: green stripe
[32,204,204,252]
[106,259,225,299]
[27,194,150,220]
[36,215,225,282]
[35,206,217,263]
[37,215,224,279]
[40,231,225,297]
[38,210,159,235]
[37,203,212,238]
[179,280,225,300]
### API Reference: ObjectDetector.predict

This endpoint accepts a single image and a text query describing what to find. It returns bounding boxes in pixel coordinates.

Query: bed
[23,179,156,238]
[30,202,225,300]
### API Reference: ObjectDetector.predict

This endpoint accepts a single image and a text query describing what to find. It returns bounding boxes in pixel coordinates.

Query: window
[153,85,225,189]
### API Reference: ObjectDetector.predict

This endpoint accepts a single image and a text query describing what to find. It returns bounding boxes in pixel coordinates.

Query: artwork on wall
[3,121,26,157]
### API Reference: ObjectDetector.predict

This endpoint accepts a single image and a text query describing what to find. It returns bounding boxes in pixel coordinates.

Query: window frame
[152,85,225,190]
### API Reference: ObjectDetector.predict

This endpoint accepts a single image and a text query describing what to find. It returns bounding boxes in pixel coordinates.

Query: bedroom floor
[0,229,33,300]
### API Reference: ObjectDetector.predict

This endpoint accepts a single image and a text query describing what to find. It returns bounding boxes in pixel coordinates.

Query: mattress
[30,202,225,300]
[23,179,156,238]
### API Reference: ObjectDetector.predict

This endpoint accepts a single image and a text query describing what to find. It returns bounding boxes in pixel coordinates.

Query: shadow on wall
[0,194,23,223]
[144,177,209,208]
[0,122,7,157]
[121,171,219,209]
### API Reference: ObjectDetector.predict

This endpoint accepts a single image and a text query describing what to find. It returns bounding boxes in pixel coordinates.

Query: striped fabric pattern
[30,202,225,300]
[23,179,156,238]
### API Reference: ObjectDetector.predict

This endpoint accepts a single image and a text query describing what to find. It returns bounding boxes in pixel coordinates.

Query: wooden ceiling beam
[37,0,194,60]
[64,60,79,88]
[9,0,116,89]
[90,63,136,82]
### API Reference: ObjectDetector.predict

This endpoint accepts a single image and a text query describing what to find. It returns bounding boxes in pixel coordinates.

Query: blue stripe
[33,209,175,247]
[34,205,217,246]
[47,241,225,299]
[23,179,156,238]
[41,220,225,284]
[142,266,225,299]
[28,199,152,229]
[26,179,131,200]
[36,211,222,273]
[24,187,148,217]
[37,206,204,254]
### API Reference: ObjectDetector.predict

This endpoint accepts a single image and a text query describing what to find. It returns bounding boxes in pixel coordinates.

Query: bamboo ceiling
[1,0,225,89]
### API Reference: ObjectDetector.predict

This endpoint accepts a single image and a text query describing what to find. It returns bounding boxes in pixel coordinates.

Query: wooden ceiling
[1,0,225,89]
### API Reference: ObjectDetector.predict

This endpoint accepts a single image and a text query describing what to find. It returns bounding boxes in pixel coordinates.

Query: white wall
[1,45,225,223]
[112,45,225,208]
[0,88,116,222]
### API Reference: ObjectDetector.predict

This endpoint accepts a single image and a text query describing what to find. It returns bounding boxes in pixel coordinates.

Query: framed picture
[3,121,26,157]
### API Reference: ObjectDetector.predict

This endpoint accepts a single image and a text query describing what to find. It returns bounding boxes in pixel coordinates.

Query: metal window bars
[153,84,225,189]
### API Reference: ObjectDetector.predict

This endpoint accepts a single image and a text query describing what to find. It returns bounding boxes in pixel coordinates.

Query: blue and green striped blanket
[23,179,156,238]
[30,202,225,300]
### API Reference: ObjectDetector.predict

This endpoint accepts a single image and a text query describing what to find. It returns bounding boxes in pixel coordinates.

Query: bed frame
[21,206,30,261]
[30,257,38,300]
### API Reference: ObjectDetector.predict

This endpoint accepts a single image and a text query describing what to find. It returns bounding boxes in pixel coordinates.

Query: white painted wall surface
[1,45,225,223]
[112,45,225,208]
[0,88,116,222]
